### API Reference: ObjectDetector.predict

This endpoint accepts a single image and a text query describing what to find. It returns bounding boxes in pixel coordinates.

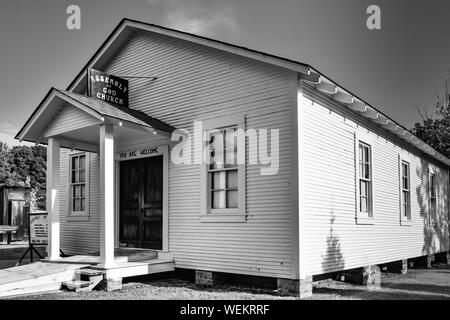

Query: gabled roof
[15,88,174,146]
[56,90,174,132]
[16,18,450,166]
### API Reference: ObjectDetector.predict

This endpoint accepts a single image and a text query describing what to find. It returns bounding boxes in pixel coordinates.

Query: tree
[412,78,450,158]
[0,143,47,209]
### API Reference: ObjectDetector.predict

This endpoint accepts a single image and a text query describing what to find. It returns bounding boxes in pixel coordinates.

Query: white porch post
[100,124,115,267]
[47,137,60,260]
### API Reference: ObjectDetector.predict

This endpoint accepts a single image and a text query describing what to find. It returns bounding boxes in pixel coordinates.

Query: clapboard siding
[59,149,100,255]
[94,31,293,278]
[300,84,449,276]
[44,105,100,137]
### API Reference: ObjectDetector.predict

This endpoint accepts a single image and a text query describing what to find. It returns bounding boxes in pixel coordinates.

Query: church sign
[88,68,129,107]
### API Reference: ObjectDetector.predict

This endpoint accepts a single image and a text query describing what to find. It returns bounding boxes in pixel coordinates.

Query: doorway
[119,156,163,250]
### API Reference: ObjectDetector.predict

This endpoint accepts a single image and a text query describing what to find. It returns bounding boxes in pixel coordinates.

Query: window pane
[227,190,238,208]
[364,146,369,163]
[360,181,367,197]
[227,170,238,189]
[74,185,81,198]
[81,184,85,198]
[79,155,85,170]
[212,172,223,190]
[212,191,225,209]
[73,199,81,211]
[79,169,85,183]
[72,156,78,170]
[360,196,368,213]
[71,170,77,183]
[225,129,237,166]
[364,163,370,179]
[81,198,86,211]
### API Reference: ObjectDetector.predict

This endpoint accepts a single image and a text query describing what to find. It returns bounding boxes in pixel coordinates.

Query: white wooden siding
[93,31,295,279]
[300,84,449,276]
[59,149,100,255]
[44,104,100,138]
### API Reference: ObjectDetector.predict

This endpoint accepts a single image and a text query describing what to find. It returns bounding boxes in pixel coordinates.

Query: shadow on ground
[309,263,450,300]
[0,243,46,269]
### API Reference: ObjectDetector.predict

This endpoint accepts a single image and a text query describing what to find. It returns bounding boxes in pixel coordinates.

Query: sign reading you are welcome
[88,68,129,107]
[117,147,159,161]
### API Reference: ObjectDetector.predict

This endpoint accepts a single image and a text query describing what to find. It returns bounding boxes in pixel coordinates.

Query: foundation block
[98,277,122,291]
[342,265,381,290]
[195,270,218,286]
[386,259,408,274]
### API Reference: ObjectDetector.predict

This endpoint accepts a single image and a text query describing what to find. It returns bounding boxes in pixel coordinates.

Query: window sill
[356,216,375,225]
[400,219,413,226]
[200,214,246,223]
[66,214,90,222]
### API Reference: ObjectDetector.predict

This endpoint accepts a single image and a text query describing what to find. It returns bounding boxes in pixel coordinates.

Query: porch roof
[15,87,175,147]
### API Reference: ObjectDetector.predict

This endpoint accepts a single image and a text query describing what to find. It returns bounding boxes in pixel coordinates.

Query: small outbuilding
[0,185,31,243]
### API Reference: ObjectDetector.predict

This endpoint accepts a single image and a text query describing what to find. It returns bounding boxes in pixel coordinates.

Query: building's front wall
[300,83,450,276]
[59,30,297,279]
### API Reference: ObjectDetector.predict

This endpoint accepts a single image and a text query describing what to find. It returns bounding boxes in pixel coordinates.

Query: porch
[15,88,175,269]
[0,248,174,297]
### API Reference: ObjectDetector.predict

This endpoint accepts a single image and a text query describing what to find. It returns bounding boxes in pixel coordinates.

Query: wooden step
[77,268,105,277]
[62,280,92,292]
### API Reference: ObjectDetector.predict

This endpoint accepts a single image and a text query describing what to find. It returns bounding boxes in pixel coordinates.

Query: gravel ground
[9,278,296,300]
[3,244,450,300]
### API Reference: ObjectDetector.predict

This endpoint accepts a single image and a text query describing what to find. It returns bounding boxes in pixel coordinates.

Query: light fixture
[119,121,123,127]
[153,131,157,135]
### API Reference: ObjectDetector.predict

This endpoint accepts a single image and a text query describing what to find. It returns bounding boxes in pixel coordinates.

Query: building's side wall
[300,83,449,276]
[60,31,296,279]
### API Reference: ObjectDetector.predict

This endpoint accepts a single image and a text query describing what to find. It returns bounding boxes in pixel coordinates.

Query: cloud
[0,123,33,147]
[147,0,239,37]
[0,122,19,136]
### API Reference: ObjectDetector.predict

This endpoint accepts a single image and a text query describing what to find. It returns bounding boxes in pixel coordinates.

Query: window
[400,160,411,221]
[358,142,372,218]
[200,114,246,223]
[69,153,89,215]
[208,128,238,209]
[429,170,437,226]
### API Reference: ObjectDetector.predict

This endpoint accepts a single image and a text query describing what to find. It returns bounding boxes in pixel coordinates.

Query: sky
[1,0,450,146]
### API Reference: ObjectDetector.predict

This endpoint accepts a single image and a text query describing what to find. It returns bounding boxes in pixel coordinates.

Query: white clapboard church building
[16,18,450,297]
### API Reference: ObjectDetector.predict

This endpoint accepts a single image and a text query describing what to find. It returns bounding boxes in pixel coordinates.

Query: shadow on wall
[416,159,449,256]
[321,213,345,274]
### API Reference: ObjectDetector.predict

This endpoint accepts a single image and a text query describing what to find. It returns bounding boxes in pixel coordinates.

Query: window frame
[68,152,90,219]
[398,154,412,226]
[428,165,437,227]
[355,132,375,225]
[200,114,246,223]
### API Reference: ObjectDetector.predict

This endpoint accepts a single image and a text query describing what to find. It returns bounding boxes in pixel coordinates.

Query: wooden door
[119,156,163,249]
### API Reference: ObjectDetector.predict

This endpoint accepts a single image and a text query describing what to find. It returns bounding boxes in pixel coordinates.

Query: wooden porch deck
[0,249,174,298]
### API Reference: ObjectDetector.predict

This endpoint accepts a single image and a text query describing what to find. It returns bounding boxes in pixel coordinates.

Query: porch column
[47,137,60,260]
[100,124,115,267]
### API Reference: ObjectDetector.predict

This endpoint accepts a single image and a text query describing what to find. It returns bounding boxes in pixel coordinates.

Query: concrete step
[62,280,92,292]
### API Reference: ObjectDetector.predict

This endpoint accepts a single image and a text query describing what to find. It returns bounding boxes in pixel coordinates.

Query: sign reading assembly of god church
[88,68,129,107]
